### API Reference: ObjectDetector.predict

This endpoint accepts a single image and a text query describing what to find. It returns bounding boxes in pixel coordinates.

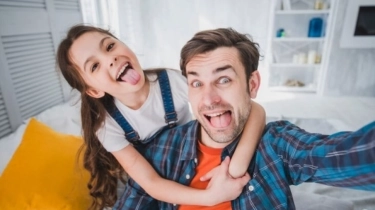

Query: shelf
[273,37,325,42]
[269,86,317,93]
[275,10,330,15]
[270,63,321,68]
[267,0,336,95]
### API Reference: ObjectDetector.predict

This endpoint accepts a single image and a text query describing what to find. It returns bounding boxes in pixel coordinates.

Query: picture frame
[340,0,375,48]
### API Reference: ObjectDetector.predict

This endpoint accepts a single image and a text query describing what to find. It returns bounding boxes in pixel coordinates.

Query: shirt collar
[179,120,241,160]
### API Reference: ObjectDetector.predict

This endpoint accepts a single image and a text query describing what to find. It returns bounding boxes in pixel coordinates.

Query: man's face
[186,47,260,148]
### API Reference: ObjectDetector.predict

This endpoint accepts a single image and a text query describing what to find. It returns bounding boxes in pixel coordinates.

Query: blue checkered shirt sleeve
[266,120,375,190]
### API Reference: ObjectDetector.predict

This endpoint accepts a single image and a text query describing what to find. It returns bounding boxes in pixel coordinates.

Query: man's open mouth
[204,111,232,128]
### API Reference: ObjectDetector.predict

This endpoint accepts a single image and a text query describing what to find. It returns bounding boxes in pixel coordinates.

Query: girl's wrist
[201,189,218,206]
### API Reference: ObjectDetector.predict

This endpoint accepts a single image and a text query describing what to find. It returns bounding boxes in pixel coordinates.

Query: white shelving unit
[275,9,330,15]
[266,0,337,94]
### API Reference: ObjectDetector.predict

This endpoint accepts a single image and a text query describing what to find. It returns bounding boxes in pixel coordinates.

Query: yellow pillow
[0,118,91,209]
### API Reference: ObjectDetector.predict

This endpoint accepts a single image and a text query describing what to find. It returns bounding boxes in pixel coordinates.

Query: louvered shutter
[0,0,46,9]
[0,90,11,138]
[0,0,83,139]
[2,33,64,120]
[55,0,80,11]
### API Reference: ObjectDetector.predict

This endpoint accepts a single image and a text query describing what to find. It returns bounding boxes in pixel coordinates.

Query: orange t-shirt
[179,141,232,210]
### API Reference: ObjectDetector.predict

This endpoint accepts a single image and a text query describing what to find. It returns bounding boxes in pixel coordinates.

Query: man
[114,28,375,209]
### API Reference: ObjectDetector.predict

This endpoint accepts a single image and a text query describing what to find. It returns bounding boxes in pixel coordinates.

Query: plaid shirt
[114,120,375,210]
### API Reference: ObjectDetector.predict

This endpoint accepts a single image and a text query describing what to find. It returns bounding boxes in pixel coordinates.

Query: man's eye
[107,43,115,51]
[218,77,230,84]
[91,63,98,72]
[191,81,202,88]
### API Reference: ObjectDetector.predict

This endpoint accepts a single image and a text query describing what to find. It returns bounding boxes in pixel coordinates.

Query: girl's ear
[86,88,105,98]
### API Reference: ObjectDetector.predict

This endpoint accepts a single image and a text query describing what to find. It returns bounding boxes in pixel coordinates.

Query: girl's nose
[110,57,117,67]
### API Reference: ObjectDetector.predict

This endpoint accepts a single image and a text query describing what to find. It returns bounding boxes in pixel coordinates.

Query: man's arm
[266,120,375,190]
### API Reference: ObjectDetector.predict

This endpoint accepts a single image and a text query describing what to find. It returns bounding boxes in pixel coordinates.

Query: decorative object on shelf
[315,53,322,63]
[308,17,323,37]
[307,50,317,64]
[298,52,307,64]
[314,0,324,10]
[284,79,305,87]
[292,51,319,64]
[276,28,286,37]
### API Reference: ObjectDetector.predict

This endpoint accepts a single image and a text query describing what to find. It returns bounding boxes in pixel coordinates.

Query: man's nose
[201,85,221,106]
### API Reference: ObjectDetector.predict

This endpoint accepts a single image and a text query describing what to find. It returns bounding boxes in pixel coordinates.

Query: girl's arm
[229,101,266,178]
[112,145,249,206]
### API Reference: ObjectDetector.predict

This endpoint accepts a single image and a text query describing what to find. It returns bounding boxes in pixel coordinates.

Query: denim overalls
[107,70,178,145]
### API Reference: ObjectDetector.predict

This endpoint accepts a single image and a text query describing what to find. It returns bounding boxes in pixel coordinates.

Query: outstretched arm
[267,120,375,190]
[229,101,265,178]
[112,145,249,206]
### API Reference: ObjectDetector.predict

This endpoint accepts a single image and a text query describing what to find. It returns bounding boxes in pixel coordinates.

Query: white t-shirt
[97,69,192,152]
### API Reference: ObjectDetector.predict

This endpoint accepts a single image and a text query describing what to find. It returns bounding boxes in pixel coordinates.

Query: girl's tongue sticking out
[120,68,140,85]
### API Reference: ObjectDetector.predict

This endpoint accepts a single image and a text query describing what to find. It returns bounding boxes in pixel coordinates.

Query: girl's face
[69,32,146,100]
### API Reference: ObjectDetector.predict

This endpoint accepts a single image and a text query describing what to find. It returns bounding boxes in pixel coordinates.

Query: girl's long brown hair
[56,24,163,209]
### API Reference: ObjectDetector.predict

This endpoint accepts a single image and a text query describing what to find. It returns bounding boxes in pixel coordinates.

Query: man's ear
[248,70,261,99]
[86,88,105,98]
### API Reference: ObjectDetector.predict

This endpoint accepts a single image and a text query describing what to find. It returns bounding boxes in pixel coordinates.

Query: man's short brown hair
[180,28,260,82]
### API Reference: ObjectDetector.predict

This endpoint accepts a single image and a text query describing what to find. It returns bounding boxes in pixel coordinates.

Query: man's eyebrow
[83,36,111,71]
[215,65,233,73]
[187,64,233,76]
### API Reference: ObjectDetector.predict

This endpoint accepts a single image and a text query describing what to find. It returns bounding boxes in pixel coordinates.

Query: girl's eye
[107,43,115,51]
[218,77,230,84]
[191,81,202,88]
[91,63,98,72]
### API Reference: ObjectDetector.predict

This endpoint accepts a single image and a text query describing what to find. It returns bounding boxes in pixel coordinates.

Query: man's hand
[201,156,250,205]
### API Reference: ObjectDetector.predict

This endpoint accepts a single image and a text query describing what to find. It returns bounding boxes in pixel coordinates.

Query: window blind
[0,0,83,139]
[0,90,11,138]
[55,0,80,11]
[0,0,46,9]
[2,33,64,120]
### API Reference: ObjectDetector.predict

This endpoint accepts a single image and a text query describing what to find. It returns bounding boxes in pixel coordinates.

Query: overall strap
[107,106,140,144]
[158,70,178,127]
[106,69,177,144]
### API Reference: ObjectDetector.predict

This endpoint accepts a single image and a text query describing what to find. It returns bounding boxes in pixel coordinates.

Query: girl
[56,24,265,209]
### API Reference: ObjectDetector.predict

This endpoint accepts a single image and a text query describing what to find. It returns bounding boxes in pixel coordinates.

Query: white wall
[115,0,271,91]
[322,0,375,97]
[113,0,375,97]
[136,0,271,69]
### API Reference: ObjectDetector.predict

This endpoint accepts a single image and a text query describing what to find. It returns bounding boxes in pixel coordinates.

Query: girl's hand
[202,156,250,205]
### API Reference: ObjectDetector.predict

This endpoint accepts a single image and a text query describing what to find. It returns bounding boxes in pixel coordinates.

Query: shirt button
[194,158,198,164]
[248,185,254,191]
[186,174,190,179]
